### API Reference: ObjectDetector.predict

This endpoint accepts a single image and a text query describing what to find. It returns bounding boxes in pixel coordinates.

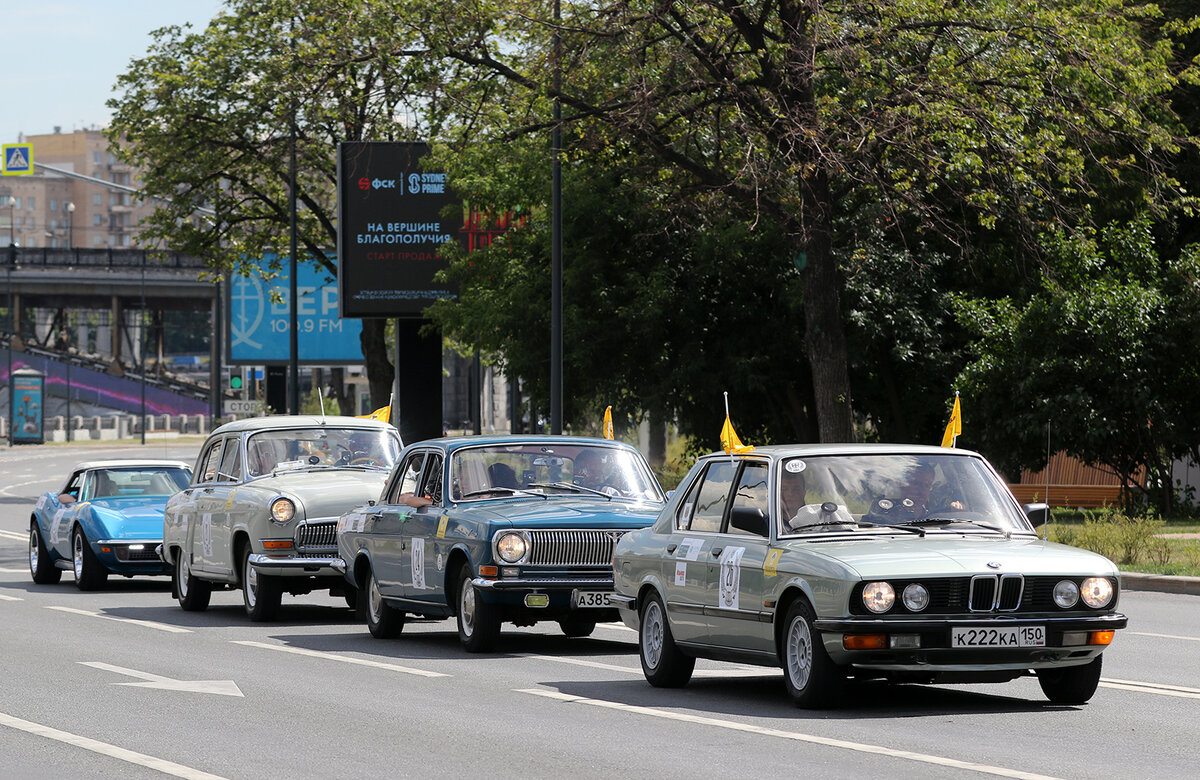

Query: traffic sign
[2,144,34,175]
[224,399,258,415]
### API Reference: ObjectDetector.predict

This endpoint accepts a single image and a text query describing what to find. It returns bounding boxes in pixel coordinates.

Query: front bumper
[94,539,170,573]
[247,553,341,577]
[471,576,614,592]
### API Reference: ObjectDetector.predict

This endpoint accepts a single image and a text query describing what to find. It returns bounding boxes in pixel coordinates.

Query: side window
[63,472,84,500]
[687,461,737,533]
[390,453,426,503]
[198,440,225,483]
[217,437,242,482]
[726,462,769,538]
[420,455,444,505]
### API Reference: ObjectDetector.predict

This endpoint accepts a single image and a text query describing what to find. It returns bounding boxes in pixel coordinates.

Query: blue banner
[227,257,364,364]
[12,371,45,443]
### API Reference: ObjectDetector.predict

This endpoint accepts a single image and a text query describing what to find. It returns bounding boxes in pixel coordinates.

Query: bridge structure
[3,246,223,423]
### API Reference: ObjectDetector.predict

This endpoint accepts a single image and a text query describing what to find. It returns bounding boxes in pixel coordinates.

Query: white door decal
[718,546,746,610]
[411,537,426,589]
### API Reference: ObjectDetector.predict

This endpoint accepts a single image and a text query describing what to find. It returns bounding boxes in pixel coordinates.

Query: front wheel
[29,523,62,585]
[72,527,108,591]
[1037,656,1102,704]
[639,593,694,687]
[781,598,845,708]
[174,553,211,611]
[365,569,405,639]
[456,567,500,652]
[242,546,282,622]
[559,615,597,638]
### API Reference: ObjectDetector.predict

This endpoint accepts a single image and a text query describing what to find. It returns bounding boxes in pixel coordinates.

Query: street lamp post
[66,201,75,249]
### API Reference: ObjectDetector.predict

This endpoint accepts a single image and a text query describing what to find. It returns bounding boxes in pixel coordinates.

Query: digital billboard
[337,142,462,317]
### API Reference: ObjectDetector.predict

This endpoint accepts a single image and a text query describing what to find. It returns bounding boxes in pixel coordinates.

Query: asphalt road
[1,444,1198,779]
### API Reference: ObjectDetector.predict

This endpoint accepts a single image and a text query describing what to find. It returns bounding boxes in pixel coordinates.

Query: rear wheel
[72,527,108,591]
[781,598,845,708]
[559,615,597,638]
[1037,656,1102,704]
[174,553,211,611]
[364,569,405,638]
[242,546,281,622]
[639,593,694,687]
[29,523,62,585]
[456,567,500,652]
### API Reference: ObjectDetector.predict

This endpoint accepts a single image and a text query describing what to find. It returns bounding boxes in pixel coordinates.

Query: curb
[1120,572,1200,596]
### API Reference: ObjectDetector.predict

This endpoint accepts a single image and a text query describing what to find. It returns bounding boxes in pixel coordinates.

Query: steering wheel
[350,457,376,465]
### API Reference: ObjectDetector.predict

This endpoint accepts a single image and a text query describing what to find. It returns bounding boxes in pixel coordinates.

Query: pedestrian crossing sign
[3,144,34,175]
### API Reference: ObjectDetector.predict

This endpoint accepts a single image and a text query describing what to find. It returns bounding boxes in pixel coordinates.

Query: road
[1,444,1198,779]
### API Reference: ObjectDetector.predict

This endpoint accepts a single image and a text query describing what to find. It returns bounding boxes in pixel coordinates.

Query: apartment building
[1,127,155,249]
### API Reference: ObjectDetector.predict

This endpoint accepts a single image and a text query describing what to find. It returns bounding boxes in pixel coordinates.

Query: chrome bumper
[471,576,614,592]
[814,612,1128,633]
[247,553,341,575]
[609,593,636,610]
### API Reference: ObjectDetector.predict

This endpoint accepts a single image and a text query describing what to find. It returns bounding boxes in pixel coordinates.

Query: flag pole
[952,390,959,447]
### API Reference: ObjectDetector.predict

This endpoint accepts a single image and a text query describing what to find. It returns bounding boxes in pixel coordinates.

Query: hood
[252,468,389,519]
[803,536,1119,580]
[89,497,170,540]
[458,496,663,531]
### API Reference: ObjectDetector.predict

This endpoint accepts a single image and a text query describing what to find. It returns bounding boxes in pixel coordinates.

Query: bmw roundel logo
[987,561,1001,569]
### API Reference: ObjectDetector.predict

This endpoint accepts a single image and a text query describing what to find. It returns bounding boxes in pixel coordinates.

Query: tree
[954,218,1200,511]
[107,0,429,407]
[415,0,1194,441]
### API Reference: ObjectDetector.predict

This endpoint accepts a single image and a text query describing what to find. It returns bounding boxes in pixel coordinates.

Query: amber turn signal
[843,634,887,650]
[1089,630,1115,645]
[478,565,499,577]
[261,540,293,550]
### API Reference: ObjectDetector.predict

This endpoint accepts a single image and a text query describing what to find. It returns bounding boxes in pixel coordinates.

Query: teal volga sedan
[336,436,666,652]
[611,444,1128,708]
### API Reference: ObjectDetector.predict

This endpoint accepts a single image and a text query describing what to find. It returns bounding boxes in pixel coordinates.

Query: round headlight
[269,497,296,523]
[902,583,930,612]
[1081,577,1114,608]
[1053,579,1079,608]
[496,532,527,563]
[862,581,895,614]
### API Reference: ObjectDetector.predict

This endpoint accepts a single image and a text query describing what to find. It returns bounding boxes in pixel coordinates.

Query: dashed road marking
[46,606,192,633]
[232,640,448,677]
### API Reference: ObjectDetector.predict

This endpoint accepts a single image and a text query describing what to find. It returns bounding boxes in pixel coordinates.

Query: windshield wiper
[854,519,926,536]
[788,519,859,531]
[905,517,1010,536]
[527,481,612,500]
[460,487,547,500]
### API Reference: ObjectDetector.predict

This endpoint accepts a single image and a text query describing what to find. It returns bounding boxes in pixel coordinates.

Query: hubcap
[29,528,39,572]
[178,558,190,598]
[73,533,84,579]
[460,581,476,637]
[369,575,384,622]
[786,614,814,691]
[245,557,258,608]
[642,601,664,669]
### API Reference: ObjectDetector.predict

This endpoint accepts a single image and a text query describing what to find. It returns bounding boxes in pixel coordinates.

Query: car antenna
[318,387,327,425]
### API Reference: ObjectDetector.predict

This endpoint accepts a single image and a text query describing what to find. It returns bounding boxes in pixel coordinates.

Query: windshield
[777,453,1031,537]
[246,428,399,476]
[87,467,190,499]
[449,443,663,503]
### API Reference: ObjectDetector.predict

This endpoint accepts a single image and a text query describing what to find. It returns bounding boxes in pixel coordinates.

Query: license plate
[572,590,612,608]
[952,626,1045,648]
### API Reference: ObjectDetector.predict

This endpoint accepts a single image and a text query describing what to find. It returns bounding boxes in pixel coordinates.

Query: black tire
[174,553,211,611]
[1037,656,1102,704]
[343,588,359,611]
[639,593,694,687]
[72,527,108,591]
[241,545,282,622]
[781,598,845,708]
[559,615,597,638]
[29,523,62,585]
[364,569,405,639]
[455,566,500,652]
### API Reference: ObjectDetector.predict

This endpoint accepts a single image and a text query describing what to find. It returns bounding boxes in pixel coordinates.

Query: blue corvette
[30,460,192,590]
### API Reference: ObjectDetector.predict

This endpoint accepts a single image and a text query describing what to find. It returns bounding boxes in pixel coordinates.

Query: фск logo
[358,177,399,191]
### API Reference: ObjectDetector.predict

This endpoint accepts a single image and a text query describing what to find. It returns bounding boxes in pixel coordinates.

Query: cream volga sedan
[611,444,1127,708]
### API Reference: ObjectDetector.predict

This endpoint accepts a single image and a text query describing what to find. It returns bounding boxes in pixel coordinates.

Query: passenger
[487,462,520,489]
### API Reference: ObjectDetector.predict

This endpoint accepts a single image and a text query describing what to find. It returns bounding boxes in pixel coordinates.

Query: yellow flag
[720,414,754,455]
[358,405,391,423]
[603,406,614,440]
[940,394,961,448]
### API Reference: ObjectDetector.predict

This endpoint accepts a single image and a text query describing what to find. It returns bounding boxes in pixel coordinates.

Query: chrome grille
[969,574,1025,612]
[968,575,997,612]
[296,521,337,553]
[526,529,626,566]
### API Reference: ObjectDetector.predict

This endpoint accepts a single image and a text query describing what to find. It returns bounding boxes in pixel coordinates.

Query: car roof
[210,415,400,436]
[407,434,646,453]
[699,443,985,460]
[72,460,193,471]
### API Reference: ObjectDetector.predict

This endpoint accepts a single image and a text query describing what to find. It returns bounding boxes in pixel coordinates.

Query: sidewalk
[1120,571,1200,596]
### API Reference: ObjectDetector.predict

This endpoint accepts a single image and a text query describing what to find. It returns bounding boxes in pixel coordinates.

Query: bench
[1007,484,1125,508]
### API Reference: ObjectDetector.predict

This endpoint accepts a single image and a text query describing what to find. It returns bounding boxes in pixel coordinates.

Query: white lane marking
[524,653,771,678]
[0,567,30,573]
[1099,677,1200,698]
[0,710,228,780]
[0,593,23,601]
[594,622,636,634]
[232,640,449,678]
[79,662,244,697]
[46,606,192,634]
[0,529,28,541]
[518,688,1063,780]
[1128,631,1200,642]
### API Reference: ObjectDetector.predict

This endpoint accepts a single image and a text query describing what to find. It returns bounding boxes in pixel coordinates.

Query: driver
[573,450,619,495]
[780,471,807,525]
[901,463,964,516]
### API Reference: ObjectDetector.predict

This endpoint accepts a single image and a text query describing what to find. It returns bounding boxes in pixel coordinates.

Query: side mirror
[1022,502,1050,528]
[729,506,768,537]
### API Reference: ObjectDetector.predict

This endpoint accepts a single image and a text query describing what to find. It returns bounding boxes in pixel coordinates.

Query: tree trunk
[798,173,854,442]
[648,415,666,467]
[360,318,394,410]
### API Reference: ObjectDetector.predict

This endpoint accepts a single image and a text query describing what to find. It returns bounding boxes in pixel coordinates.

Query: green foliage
[1047,507,1165,565]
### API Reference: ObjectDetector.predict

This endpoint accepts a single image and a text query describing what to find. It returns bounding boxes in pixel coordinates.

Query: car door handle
[711,547,724,557]
[666,544,678,554]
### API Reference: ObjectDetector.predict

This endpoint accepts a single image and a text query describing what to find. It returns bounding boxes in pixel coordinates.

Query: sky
[1,1,225,145]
